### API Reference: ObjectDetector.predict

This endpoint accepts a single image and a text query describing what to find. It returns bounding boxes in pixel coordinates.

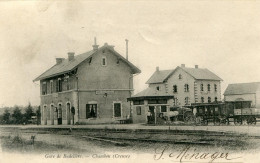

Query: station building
[33,41,141,125]
[128,65,222,124]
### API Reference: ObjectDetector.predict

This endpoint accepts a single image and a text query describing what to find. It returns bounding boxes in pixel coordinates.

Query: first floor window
[207,84,211,92]
[42,82,47,95]
[50,81,53,93]
[86,104,97,118]
[214,84,217,92]
[161,106,167,112]
[200,84,204,91]
[136,106,141,115]
[114,103,121,117]
[215,97,218,102]
[184,84,189,92]
[173,85,178,93]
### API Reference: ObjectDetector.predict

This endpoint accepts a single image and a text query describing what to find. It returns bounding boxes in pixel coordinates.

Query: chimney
[195,65,199,69]
[92,37,99,50]
[68,52,75,61]
[156,66,159,72]
[181,64,185,68]
[125,39,128,60]
[56,58,65,64]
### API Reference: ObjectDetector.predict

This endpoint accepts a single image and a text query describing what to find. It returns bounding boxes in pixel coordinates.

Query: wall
[78,90,131,123]
[77,49,133,90]
[224,93,256,107]
[166,68,195,106]
[195,80,221,103]
[40,91,78,125]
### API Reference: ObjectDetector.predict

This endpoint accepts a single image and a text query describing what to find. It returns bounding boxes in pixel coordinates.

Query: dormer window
[102,57,107,66]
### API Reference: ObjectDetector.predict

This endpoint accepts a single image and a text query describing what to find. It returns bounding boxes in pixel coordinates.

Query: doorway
[67,103,71,125]
[58,104,62,125]
[148,106,155,124]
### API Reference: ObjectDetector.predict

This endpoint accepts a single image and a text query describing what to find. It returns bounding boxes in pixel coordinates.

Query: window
[58,79,62,92]
[201,97,204,103]
[50,80,53,93]
[208,97,211,103]
[42,82,47,95]
[179,74,182,79]
[86,104,97,118]
[148,99,167,104]
[215,97,218,102]
[58,104,62,119]
[214,84,217,92]
[173,85,178,93]
[114,103,122,117]
[136,106,141,115]
[102,57,107,66]
[170,107,178,111]
[133,100,144,105]
[207,84,211,92]
[156,86,160,91]
[200,84,204,91]
[184,84,189,92]
[161,106,167,112]
[185,97,189,105]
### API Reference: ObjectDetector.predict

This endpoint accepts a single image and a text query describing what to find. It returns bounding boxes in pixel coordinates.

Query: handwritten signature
[154,145,241,163]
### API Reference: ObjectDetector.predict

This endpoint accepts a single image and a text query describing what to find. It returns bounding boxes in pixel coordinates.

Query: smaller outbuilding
[224,82,260,108]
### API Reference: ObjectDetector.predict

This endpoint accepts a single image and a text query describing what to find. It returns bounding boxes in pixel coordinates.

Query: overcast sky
[0,1,260,107]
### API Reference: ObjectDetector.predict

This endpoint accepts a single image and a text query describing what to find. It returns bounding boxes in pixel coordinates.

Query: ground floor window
[114,103,122,118]
[161,105,167,112]
[86,104,97,118]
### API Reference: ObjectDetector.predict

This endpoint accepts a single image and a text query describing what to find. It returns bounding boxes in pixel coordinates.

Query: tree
[12,106,23,124]
[24,103,34,124]
[2,109,11,124]
[36,106,41,125]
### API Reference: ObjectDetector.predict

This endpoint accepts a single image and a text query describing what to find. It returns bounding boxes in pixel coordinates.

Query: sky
[0,0,260,107]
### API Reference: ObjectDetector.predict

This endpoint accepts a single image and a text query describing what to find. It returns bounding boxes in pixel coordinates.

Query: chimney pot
[68,52,75,61]
[56,58,65,64]
[195,65,198,69]
[156,66,159,72]
[92,37,99,50]
[125,39,129,60]
[181,64,185,68]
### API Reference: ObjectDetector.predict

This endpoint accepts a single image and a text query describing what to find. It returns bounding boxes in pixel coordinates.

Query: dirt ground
[0,126,260,163]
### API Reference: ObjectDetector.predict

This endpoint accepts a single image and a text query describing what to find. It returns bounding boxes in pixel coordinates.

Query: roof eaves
[107,48,141,74]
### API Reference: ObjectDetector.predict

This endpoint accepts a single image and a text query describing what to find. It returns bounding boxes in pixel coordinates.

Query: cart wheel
[234,118,242,125]
[247,116,256,125]
[214,118,220,126]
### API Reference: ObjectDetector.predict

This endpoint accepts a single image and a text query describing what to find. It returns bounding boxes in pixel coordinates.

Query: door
[149,106,155,124]
[114,103,122,118]
[67,103,71,125]
[58,104,62,125]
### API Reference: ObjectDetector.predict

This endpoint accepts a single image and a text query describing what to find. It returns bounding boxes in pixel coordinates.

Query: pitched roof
[146,66,222,84]
[128,87,174,100]
[224,82,260,95]
[33,45,141,81]
[180,67,223,81]
[146,70,173,84]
